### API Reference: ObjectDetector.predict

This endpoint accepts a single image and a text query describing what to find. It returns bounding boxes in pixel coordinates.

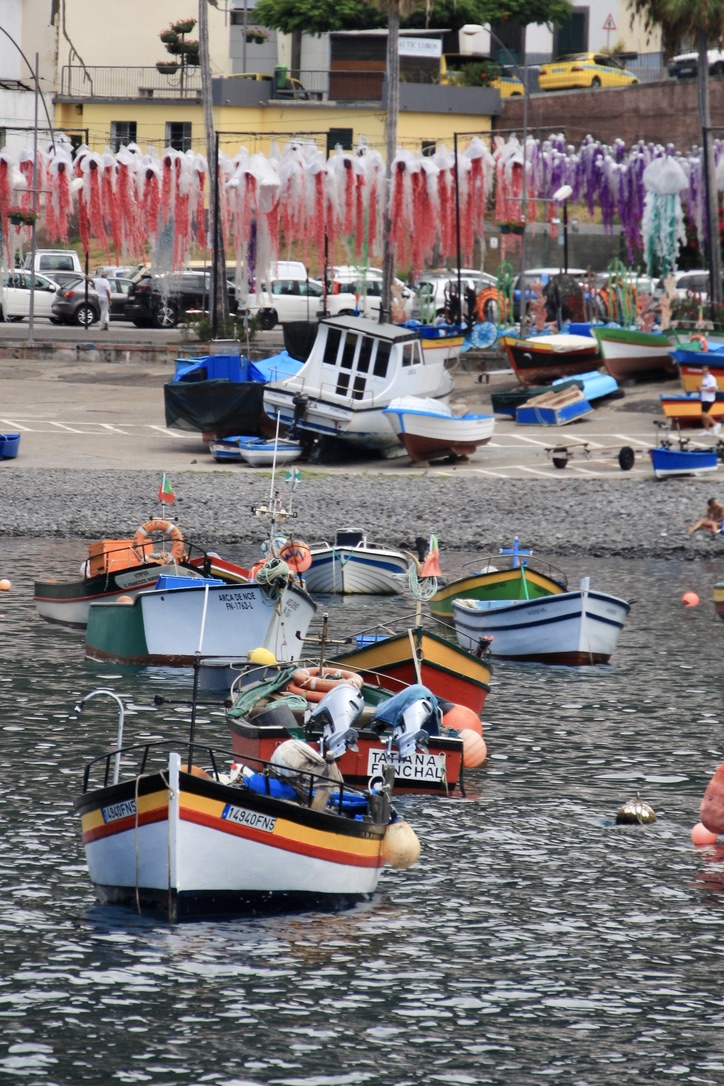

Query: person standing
[699,364,721,434]
[93,273,112,331]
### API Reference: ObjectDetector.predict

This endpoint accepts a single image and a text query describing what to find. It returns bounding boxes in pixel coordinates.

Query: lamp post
[553,184,573,274]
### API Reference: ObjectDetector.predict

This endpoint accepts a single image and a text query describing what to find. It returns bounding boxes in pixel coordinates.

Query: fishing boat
[382,396,495,462]
[499,332,601,387]
[591,326,677,381]
[515,385,593,426]
[33,518,250,629]
[0,433,20,459]
[452,577,631,665]
[659,392,724,428]
[672,337,724,392]
[649,445,719,479]
[209,434,304,467]
[714,583,724,620]
[84,567,317,666]
[331,625,492,716]
[428,538,568,622]
[226,669,467,796]
[262,315,457,458]
[164,350,304,442]
[305,528,413,595]
[74,687,419,920]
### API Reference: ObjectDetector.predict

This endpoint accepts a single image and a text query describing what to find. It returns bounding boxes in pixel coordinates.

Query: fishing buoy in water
[442,702,483,737]
[0,579,11,591]
[459,728,488,768]
[116,595,134,605]
[248,647,277,666]
[691,821,719,846]
[381,820,421,869]
[615,796,656,824]
[682,591,700,607]
[700,763,724,835]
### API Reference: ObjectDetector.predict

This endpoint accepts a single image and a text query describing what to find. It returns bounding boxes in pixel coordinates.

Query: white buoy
[381,820,421,868]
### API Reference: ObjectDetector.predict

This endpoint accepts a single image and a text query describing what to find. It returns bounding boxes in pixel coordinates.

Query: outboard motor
[369,684,442,758]
[308,683,364,760]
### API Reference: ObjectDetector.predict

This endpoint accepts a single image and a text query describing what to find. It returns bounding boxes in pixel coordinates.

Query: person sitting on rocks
[686,497,724,534]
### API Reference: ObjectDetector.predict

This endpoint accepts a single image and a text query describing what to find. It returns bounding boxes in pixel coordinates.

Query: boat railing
[80,738,381,816]
[453,553,568,588]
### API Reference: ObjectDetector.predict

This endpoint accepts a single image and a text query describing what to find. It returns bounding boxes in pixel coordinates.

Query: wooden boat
[673,338,724,392]
[164,350,303,441]
[209,434,304,467]
[226,668,466,796]
[0,433,20,459]
[500,332,601,387]
[515,386,593,426]
[262,315,456,457]
[429,539,568,622]
[84,569,317,666]
[305,528,413,595]
[491,379,583,418]
[331,625,492,716]
[659,392,724,427]
[74,688,418,920]
[452,577,631,665]
[714,583,724,620]
[33,519,250,629]
[648,445,718,479]
[382,396,495,462]
[591,326,677,381]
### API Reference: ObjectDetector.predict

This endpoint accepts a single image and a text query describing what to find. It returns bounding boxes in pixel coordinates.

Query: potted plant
[246,26,269,44]
[7,206,37,227]
[172,18,196,35]
[159,29,179,44]
[156,60,180,74]
[181,39,199,54]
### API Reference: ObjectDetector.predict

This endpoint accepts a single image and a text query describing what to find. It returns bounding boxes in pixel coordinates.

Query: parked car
[125,271,238,329]
[511,267,588,320]
[93,264,147,281]
[51,276,136,326]
[0,271,59,321]
[439,54,525,97]
[414,271,498,319]
[242,278,359,330]
[668,49,724,79]
[538,52,640,91]
[657,270,721,303]
[324,267,415,320]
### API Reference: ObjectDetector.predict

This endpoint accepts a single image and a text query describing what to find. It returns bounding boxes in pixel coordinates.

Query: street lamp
[553,184,573,274]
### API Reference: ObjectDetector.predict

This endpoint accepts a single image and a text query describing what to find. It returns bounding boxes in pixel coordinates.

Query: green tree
[627,0,724,304]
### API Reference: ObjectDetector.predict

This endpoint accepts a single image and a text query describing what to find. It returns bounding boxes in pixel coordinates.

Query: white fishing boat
[262,315,457,457]
[452,577,630,665]
[209,435,304,467]
[383,396,495,462]
[305,528,413,595]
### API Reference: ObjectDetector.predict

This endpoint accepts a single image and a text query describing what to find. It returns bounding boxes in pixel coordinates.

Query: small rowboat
[209,435,304,467]
[0,433,20,459]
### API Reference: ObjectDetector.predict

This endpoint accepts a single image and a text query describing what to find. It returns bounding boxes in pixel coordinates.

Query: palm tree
[627,0,724,305]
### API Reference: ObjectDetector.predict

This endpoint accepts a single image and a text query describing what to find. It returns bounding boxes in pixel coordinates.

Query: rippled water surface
[2,540,724,1085]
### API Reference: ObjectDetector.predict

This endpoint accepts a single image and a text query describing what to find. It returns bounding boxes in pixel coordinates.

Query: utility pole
[199,0,227,337]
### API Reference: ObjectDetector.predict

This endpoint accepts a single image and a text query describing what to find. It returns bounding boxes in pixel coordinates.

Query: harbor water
[1,538,724,1085]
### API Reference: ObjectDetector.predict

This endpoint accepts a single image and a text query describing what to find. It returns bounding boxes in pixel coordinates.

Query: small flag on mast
[158,473,175,504]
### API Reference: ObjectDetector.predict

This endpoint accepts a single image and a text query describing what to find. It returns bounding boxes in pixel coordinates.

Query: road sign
[603,14,616,31]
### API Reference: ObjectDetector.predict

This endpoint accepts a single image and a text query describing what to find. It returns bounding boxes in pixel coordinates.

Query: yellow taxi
[440,55,524,97]
[492,66,525,98]
[538,52,639,91]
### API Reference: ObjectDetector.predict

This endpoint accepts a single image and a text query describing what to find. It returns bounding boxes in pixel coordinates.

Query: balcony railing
[60,65,203,99]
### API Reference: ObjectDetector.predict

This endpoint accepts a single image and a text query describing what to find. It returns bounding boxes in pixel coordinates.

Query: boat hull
[0,433,20,459]
[383,404,495,462]
[75,753,387,920]
[429,566,566,620]
[592,328,677,381]
[500,334,600,387]
[660,393,724,427]
[648,447,719,478]
[332,628,491,715]
[305,546,410,595]
[714,583,724,621]
[452,587,630,665]
[85,581,316,666]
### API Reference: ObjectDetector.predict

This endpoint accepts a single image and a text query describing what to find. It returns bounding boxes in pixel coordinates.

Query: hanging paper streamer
[642,152,688,278]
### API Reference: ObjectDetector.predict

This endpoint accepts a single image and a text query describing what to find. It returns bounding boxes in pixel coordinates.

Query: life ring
[132,519,185,564]
[286,666,364,703]
[278,538,312,573]
[692,333,709,352]
[249,560,266,581]
[474,286,508,323]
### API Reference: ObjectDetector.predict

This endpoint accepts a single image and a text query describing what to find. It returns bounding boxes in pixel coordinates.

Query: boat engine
[369,684,441,759]
[307,683,364,759]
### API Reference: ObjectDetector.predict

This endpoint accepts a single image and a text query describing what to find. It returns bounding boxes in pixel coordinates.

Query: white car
[0,271,59,321]
[242,277,358,330]
[414,271,499,319]
[668,50,724,79]
[325,268,415,320]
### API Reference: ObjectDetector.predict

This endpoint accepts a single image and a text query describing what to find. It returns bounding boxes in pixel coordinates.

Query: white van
[243,277,358,330]
[23,249,84,288]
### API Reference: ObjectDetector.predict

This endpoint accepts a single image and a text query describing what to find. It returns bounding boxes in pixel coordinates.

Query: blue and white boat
[0,433,20,459]
[305,528,413,596]
[648,446,718,479]
[209,435,304,467]
[383,396,495,462]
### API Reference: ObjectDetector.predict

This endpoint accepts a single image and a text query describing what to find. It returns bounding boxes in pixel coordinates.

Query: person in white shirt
[93,274,112,330]
[699,364,721,434]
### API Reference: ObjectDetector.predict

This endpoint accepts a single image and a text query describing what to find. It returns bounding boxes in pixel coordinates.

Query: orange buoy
[0,579,11,591]
[691,821,719,846]
[116,595,134,604]
[459,728,487,768]
[682,592,700,607]
[700,763,724,835]
[279,539,312,574]
[442,703,483,737]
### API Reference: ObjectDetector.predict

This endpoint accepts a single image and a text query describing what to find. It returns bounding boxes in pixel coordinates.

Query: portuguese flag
[158,473,176,504]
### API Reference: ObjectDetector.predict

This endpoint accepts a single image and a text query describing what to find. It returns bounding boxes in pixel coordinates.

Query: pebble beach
[0,469,720,561]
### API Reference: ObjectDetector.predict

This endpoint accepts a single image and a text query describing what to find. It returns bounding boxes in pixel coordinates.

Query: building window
[166,122,192,152]
[110,121,137,152]
[422,140,436,157]
[326,128,354,155]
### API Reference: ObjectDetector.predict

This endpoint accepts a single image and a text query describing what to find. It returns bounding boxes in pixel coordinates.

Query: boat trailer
[546,441,636,471]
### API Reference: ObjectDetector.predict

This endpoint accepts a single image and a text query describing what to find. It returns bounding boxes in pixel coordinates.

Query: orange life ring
[692,333,709,352]
[474,286,508,323]
[278,539,312,573]
[286,666,364,703]
[132,519,185,564]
